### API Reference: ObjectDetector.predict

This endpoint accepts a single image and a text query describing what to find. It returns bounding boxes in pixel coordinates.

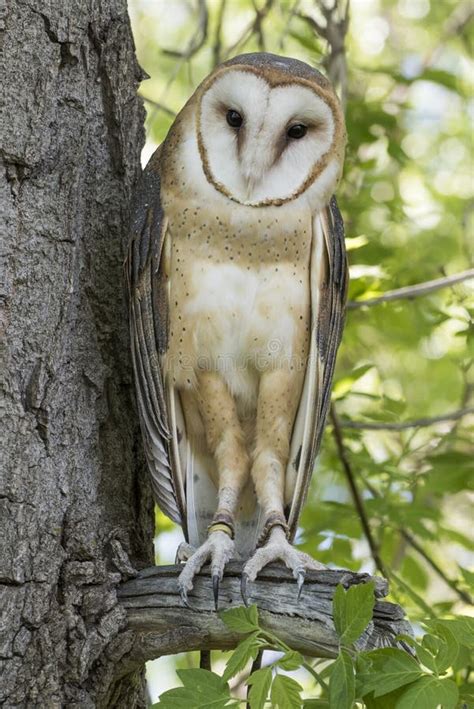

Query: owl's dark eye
[226,109,243,129]
[287,123,307,139]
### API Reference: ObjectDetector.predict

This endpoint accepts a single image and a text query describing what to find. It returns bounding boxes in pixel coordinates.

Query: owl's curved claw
[296,570,305,602]
[212,574,220,611]
[242,527,326,599]
[177,531,234,610]
[179,583,192,609]
[241,572,250,607]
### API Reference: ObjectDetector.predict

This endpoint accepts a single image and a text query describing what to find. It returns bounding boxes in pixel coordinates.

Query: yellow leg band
[207,522,234,539]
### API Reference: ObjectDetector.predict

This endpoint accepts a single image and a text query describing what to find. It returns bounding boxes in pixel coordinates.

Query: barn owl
[127,52,348,608]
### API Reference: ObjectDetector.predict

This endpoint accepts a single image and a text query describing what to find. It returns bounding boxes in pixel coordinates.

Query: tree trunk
[1,1,152,706]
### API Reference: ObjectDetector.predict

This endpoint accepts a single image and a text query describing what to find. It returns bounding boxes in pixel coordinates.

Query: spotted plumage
[127,52,348,606]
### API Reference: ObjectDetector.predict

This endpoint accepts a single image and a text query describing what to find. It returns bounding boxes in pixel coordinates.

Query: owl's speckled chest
[162,195,313,399]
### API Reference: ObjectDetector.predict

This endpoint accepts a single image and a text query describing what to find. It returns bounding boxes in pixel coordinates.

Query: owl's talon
[297,571,305,602]
[179,584,192,609]
[243,527,325,596]
[177,531,234,610]
[241,573,250,607]
[213,574,220,611]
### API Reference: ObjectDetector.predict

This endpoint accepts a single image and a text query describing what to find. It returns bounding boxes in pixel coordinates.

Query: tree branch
[161,0,208,59]
[330,406,388,577]
[399,530,473,606]
[139,96,177,118]
[297,0,350,107]
[222,0,274,59]
[347,269,474,309]
[116,562,412,672]
[212,0,227,67]
[340,407,474,431]
[332,417,473,606]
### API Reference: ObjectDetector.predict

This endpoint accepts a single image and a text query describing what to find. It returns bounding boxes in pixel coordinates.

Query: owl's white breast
[182,258,309,406]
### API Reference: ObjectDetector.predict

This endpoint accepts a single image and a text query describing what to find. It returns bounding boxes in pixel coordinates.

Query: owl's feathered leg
[178,371,250,609]
[242,368,324,604]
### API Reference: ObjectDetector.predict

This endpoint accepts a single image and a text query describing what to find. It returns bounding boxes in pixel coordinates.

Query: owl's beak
[241,149,271,200]
[238,120,277,200]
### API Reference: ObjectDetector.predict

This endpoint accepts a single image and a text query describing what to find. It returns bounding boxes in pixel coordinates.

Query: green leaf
[329,650,355,709]
[222,632,260,681]
[246,667,273,709]
[345,235,369,251]
[459,566,474,588]
[422,624,459,673]
[418,68,461,94]
[303,701,330,708]
[357,648,423,697]
[333,364,374,400]
[395,676,459,709]
[176,668,226,692]
[332,582,375,645]
[427,616,474,650]
[219,604,260,634]
[270,674,303,709]
[278,650,304,671]
[156,669,235,708]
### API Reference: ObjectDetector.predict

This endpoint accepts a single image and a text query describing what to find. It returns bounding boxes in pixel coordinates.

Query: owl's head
[193,53,346,208]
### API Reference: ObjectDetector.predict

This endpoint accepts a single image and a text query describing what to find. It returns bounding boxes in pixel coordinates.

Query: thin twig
[139,96,177,118]
[222,0,274,59]
[347,269,474,309]
[279,0,302,50]
[329,406,388,577]
[297,0,350,107]
[162,0,208,59]
[400,529,473,606]
[212,0,227,68]
[348,452,473,606]
[340,407,474,431]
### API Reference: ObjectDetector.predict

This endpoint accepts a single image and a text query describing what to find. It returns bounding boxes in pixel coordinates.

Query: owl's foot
[241,527,325,606]
[177,530,234,610]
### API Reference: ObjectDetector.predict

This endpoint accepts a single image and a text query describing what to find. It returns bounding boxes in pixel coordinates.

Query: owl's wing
[126,150,186,530]
[286,196,348,539]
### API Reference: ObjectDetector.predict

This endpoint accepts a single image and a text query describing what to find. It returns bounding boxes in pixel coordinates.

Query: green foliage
[332,582,375,645]
[130,0,473,705]
[329,650,355,709]
[219,604,260,634]
[246,668,272,709]
[151,602,473,707]
[152,668,238,708]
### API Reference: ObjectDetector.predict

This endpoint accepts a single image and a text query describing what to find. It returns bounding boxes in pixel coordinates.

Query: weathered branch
[347,269,474,309]
[117,562,412,671]
[340,406,474,431]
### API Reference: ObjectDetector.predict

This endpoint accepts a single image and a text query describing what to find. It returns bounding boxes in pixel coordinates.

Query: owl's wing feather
[287,196,348,539]
[126,152,186,528]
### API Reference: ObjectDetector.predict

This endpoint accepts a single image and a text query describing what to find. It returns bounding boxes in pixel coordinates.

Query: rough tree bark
[1,1,153,706]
